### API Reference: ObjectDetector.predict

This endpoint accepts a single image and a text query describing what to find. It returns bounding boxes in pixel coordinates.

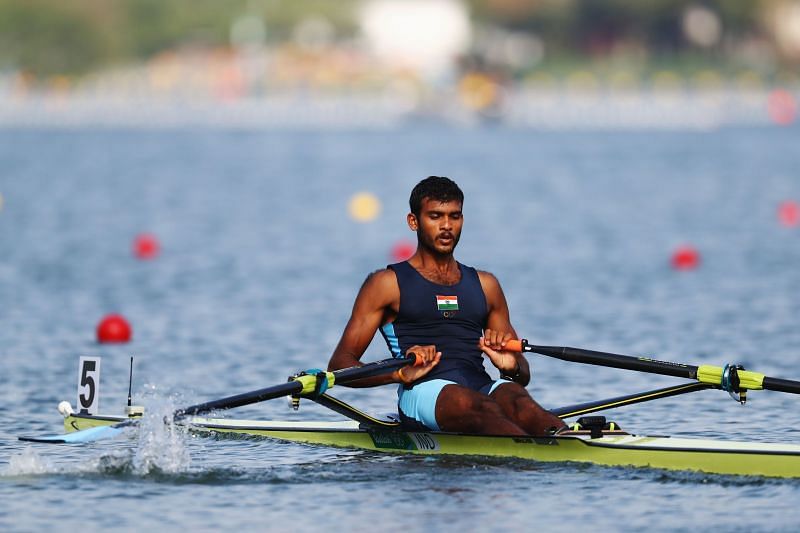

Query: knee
[456,394,505,417]
[494,384,537,415]
[436,388,523,434]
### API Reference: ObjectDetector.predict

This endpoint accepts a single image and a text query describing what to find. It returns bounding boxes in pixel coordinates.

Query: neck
[409,248,457,273]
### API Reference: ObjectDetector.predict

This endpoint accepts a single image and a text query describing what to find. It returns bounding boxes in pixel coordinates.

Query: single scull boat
[20,340,800,478]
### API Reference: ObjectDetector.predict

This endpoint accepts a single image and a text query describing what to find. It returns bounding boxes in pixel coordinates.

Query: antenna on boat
[127,356,134,408]
[125,356,144,418]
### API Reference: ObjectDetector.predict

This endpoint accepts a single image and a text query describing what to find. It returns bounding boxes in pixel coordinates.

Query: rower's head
[408,176,464,256]
[409,176,464,218]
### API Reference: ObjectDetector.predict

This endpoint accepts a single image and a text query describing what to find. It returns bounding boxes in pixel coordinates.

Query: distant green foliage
[0,0,776,79]
[0,1,105,75]
[0,0,359,77]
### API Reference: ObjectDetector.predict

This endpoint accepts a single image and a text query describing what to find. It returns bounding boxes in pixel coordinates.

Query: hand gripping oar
[20,355,417,444]
[505,339,800,402]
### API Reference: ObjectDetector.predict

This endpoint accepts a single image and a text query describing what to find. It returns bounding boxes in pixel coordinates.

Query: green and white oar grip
[294,371,336,395]
[696,365,765,390]
[696,365,722,385]
[736,370,765,390]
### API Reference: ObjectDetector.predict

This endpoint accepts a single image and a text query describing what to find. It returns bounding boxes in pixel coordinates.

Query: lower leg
[491,384,567,436]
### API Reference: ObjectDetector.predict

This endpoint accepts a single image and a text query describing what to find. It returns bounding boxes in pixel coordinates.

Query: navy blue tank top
[380,261,492,390]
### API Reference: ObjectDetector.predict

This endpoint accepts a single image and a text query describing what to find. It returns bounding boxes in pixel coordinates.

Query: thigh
[434,383,520,434]
[398,379,455,431]
[436,383,494,413]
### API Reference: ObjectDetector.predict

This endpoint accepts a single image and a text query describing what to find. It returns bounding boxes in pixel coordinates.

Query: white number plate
[77,356,101,414]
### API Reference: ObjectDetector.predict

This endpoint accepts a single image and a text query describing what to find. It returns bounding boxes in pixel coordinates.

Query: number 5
[77,356,101,414]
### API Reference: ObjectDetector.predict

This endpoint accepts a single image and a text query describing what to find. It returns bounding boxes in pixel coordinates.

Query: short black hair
[409,176,464,217]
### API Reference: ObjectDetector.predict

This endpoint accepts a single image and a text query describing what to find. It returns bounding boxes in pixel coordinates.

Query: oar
[505,339,800,396]
[20,355,416,444]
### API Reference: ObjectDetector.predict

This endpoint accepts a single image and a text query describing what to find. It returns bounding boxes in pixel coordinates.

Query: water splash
[4,385,192,479]
[128,391,191,475]
[64,385,193,476]
[111,384,192,475]
[4,447,55,476]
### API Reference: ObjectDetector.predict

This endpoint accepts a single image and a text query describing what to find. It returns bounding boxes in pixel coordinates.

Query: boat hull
[64,413,800,478]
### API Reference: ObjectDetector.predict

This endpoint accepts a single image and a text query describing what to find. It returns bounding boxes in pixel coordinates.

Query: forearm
[503,352,531,387]
[336,370,404,388]
[328,350,405,388]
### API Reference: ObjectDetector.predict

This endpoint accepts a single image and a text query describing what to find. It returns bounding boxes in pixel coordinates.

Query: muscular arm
[478,271,531,386]
[327,269,401,387]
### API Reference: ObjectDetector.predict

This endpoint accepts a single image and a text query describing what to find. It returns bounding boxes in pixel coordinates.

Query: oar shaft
[506,341,701,380]
[764,376,800,395]
[181,356,415,416]
[505,339,800,396]
[181,381,302,416]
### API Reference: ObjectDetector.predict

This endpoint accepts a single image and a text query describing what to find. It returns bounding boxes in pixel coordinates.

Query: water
[1,126,800,531]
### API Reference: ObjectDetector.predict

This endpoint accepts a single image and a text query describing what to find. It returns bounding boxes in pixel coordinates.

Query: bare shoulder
[477,270,508,310]
[356,268,400,306]
[477,270,502,291]
[362,267,398,290]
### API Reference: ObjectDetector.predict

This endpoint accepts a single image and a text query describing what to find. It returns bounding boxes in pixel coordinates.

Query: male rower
[328,176,566,436]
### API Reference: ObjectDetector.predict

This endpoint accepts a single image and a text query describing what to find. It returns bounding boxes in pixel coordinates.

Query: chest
[414,268,461,286]
[396,274,487,325]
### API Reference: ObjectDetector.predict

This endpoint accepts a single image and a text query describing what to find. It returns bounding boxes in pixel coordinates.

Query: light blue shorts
[397,378,512,431]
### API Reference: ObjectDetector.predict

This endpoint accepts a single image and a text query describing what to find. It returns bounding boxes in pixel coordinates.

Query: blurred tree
[0,0,359,78]
[0,0,105,76]
[0,0,786,78]
[469,0,763,58]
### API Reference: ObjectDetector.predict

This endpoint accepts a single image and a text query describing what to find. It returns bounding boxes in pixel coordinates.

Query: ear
[407,213,418,231]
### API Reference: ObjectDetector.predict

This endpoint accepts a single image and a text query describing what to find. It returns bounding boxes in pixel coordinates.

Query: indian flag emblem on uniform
[436,295,459,311]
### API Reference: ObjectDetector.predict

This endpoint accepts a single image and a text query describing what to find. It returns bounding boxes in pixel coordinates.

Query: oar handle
[505,339,524,352]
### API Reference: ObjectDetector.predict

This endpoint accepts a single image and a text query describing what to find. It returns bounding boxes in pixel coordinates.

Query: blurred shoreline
[1,85,794,130]
[3,0,799,131]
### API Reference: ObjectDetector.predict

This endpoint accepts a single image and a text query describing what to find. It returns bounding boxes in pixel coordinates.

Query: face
[408,198,463,255]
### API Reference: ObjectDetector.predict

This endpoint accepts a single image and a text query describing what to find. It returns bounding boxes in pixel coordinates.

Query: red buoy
[133,233,160,260]
[97,314,132,343]
[390,240,416,262]
[767,89,797,126]
[778,201,800,227]
[671,245,700,271]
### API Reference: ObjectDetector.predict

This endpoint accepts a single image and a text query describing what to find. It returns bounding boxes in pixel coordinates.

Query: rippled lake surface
[2,125,800,531]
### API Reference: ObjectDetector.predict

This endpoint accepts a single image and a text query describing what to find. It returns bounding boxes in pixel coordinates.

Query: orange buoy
[133,233,160,260]
[348,192,381,223]
[97,314,132,343]
[778,201,800,227]
[390,240,415,262]
[671,245,700,271]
